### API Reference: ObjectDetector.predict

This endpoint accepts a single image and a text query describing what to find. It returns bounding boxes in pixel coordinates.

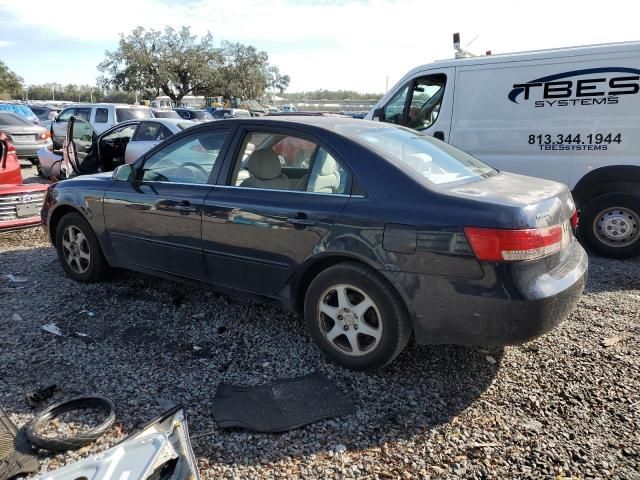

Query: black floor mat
[0,406,38,480]
[212,373,356,433]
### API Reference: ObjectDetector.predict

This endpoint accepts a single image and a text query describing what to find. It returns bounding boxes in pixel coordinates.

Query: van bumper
[382,243,588,346]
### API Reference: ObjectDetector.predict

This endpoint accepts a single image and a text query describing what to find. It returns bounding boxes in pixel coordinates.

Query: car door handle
[172,201,197,212]
[287,213,316,227]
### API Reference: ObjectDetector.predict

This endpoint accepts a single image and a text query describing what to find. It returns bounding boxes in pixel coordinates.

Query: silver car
[37,117,194,178]
[0,111,53,162]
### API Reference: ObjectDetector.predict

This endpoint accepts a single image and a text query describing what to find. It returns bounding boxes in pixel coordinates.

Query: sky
[1,0,639,94]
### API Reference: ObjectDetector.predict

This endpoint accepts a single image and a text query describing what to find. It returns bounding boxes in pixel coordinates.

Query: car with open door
[37,117,194,179]
[41,116,587,370]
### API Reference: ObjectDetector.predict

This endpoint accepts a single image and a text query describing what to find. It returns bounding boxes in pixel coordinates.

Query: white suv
[50,104,153,148]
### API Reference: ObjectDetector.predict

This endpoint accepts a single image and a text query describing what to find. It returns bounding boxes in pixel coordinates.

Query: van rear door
[372,67,455,141]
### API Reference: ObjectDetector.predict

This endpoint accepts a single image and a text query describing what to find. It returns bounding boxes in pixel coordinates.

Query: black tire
[55,212,109,282]
[579,193,640,259]
[304,262,411,370]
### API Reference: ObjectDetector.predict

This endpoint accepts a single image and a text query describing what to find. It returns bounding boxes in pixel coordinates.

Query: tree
[266,66,290,95]
[98,26,222,104]
[0,60,24,99]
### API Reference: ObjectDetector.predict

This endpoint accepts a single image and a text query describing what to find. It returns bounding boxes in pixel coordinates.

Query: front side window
[103,124,137,142]
[230,131,350,194]
[142,130,228,184]
[339,124,494,186]
[75,108,91,121]
[381,74,446,131]
[95,108,109,123]
[57,108,75,122]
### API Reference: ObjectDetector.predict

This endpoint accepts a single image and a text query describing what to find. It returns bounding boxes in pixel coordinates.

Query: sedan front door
[103,128,231,280]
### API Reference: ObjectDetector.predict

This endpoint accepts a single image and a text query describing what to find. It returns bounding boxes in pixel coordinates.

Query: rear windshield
[116,107,152,122]
[0,104,37,122]
[192,110,213,121]
[340,125,495,185]
[0,112,31,125]
[153,110,180,119]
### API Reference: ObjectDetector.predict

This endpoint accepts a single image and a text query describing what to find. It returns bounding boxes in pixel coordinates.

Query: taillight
[464,226,563,262]
[570,209,579,229]
[39,131,51,141]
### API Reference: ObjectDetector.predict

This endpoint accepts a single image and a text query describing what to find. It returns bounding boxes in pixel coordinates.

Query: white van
[366,42,640,258]
[50,104,153,149]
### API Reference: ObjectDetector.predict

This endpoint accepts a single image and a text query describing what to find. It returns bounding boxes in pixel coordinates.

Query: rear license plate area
[11,134,34,144]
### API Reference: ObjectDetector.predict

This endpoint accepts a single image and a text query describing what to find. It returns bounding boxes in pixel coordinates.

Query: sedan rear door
[202,126,352,295]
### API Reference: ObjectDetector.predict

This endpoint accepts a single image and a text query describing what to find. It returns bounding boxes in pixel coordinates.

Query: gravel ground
[0,164,639,479]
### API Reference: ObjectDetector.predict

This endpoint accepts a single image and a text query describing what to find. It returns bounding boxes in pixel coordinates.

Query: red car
[0,132,48,232]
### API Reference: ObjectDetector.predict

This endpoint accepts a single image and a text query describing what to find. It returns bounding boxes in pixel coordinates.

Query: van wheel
[55,212,109,282]
[579,193,640,259]
[303,262,411,371]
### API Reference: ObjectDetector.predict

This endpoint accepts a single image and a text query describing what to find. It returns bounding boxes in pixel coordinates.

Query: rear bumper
[383,242,588,346]
[15,141,52,159]
[0,216,42,232]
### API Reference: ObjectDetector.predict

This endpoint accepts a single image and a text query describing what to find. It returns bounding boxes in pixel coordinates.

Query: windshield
[116,107,152,122]
[0,112,31,125]
[153,110,181,119]
[340,124,495,185]
[192,110,213,121]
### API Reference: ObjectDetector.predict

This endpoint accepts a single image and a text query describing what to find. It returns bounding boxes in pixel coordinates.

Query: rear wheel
[579,193,640,259]
[55,212,109,282]
[304,262,411,370]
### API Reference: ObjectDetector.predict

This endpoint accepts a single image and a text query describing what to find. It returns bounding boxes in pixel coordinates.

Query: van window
[116,107,152,122]
[76,108,92,121]
[381,74,446,131]
[95,108,109,123]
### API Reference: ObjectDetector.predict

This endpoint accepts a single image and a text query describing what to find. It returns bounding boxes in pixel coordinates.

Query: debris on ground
[25,385,57,407]
[41,323,63,336]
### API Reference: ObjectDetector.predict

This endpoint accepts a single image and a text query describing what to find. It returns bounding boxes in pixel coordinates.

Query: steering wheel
[181,162,209,178]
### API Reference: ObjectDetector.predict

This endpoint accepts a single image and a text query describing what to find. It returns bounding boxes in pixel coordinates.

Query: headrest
[318,155,339,175]
[247,149,281,180]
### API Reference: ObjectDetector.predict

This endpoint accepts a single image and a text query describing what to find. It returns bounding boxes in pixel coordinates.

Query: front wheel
[55,212,109,282]
[304,262,411,370]
[579,193,640,259]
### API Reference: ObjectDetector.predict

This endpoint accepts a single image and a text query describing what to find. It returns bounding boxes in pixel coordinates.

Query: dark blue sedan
[41,116,588,370]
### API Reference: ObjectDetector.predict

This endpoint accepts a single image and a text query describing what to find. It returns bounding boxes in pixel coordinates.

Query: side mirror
[372,107,384,121]
[112,164,133,181]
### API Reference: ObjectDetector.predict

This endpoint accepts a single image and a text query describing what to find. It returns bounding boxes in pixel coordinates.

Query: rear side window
[75,108,91,121]
[192,110,213,121]
[95,108,109,123]
[133,122,173,141]
[116,108,152,122]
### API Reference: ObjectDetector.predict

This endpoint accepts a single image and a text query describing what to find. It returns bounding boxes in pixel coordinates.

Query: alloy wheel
[62,225,91,274]
[317,283,383,357]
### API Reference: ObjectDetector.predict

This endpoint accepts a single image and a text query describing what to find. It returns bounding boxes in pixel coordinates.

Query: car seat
[301,152,341,193]
[240,149,289,190]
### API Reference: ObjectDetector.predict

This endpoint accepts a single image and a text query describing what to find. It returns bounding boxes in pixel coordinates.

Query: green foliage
[98,26,287,103]
[25,83,137,103]
[0,60,24,98]
[283,90,383,101]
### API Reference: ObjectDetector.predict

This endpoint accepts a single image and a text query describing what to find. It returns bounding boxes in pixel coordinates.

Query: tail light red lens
[570,209,579,229]
[464,226,563,262]
[39,131,51,141]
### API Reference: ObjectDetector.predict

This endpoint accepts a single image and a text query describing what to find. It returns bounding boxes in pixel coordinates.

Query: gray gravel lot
[1,165,639,479]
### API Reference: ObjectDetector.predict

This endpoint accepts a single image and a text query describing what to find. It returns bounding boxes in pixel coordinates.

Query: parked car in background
[50,104,153,149]
[281,104,297,112]
[368,41,640,258]
[211,108,251,119]
[42,116,587,370]
[173,108,214,122]
[152,109,181,119]
[29,104,61,121]
[0,132,48,232]
[0,112,52,163]
[38,117,194,178]
[0,103,40,124]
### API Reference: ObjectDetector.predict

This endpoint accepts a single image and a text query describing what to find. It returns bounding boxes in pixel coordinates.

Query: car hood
[57,171,113,188]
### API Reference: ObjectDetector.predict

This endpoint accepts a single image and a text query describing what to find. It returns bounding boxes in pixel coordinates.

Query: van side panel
[449,51,640,189]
